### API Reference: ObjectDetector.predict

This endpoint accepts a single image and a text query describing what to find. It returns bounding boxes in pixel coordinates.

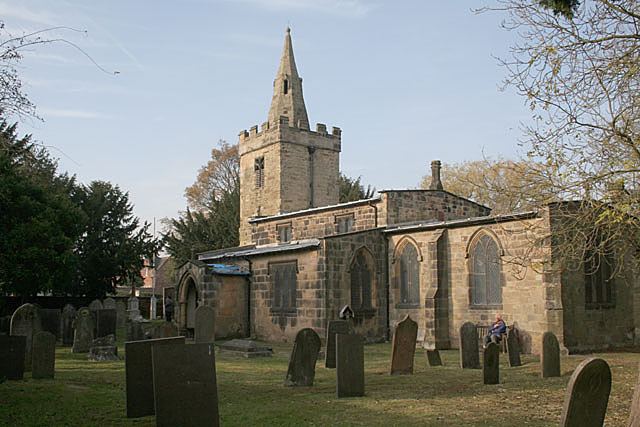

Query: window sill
[395,303,420,309]
[585,303,616,310]
[469,304,503,310]
[270,309,297,316]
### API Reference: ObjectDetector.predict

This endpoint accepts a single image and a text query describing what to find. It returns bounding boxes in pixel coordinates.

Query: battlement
[240,115,341,141]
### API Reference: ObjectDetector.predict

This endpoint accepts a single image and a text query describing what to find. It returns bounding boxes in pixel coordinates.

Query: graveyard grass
[0,329,638,426]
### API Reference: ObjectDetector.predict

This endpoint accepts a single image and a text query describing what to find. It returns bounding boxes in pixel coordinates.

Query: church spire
[268,27,309,129]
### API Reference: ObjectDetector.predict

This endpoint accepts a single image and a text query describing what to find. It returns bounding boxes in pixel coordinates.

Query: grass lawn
[0,332,638,426]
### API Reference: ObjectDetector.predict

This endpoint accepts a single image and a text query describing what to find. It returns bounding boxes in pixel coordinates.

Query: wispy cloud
[0,2,59,26]
[223,0,379,17]
[39,107,114,120]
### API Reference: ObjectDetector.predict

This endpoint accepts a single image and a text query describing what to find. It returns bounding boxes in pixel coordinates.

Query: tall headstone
[61,304,76,346]
[426,350,443,367]
[127,296,141,321]
[459,321,480,369]
[72,307,94,353]
[628,363,640,427]
[195,305,216,343]
[560,358,611,427]
[483,342,500,385]
[285,328,321,387]
[390,315,418,375]
[115,300,127,328]
[1,335,26,380]
[506,328,522,367]
[10,303,42,371]
[541,331,561,378]
[325,320,353,368]
[96,309,117,338]
[125,336,186,418]
[40,308,61,340]
[103,297,116,310]
[336,333,364,398]
[152,342,220,427]
[32,331,56,379]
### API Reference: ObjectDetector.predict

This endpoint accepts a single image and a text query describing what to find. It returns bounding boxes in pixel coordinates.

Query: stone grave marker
[72,307,94,353]
[195,305,216,343]
[152,342,220,427]
[483,342,500,385]
[336,333,364,398]
[89,334,118,361]
[61,304,76,346]
[126,320,145,342]
[541,331,561,378]
[115,300,127,328]
[127,296,141,321]
[125,336,185,418]
[32,331,56,379]
[96,309,117,338]
[628,363,640,427]
[218,339,273,358]
[325,319,353,368]
[103,297,116,310]
[10,303,42,371]
[390,315,418,375]
[459,321,480,369]
[285,328,321,387]
[426,349,443,367]
[560,358,611,427]
[40,308,61,340]
[149,321,179,339]
[506,328,522,367]
[1,334,26,380]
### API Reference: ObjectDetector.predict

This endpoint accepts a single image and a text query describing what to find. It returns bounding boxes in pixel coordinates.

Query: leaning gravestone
[325,320,353,368]
[541,331,561,378]
[125,336,186,418]
[1,334,26,380]
[152,342,220,427]
[32,331,56,379]
[426,349,443,367]
[390,315,418,375]
[195,305,216,343]
[459,321,480,369]
[628,363,640,427]
[10,303,42,371]
[115,300,127,328]
[148,321,178,339]
[72,308,94,353]
[61,304,76,346]
[560,358,611,427]
[483,342,500,385]
[336,333,364,398]
[96,309,117,338]
[285,328,321,387]
[506,328,522,367]
[40,308,61,340]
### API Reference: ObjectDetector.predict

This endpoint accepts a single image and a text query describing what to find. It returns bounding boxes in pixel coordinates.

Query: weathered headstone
[72,307,94,353]
[88,299,103,313]
[125,336,186,418]
[32,331,56,379]
[115,300,127,328]
[40,308,61,340]
[628,363,640,427]
[390,315,418,375]
[426,349,443,367]
[148,321,178,339]
[61,304,76,346]
[96,309,117,338]
[560,358,611,427]
[285,328,321,387]
[506,328,522,367]
[1,335,26,380]
[459,321,480,369]
[88,334,118,361]
[152,342,220,427]
[541,331,561,378]
[103,297,116,310]
[10,303,42,371]
[218,339,273,358]
[195,305,216,343]
[127,296,141,321]
[325,320,353,368]
[483,342,500,385]
[336,333,364,398]
[126,320,145,342]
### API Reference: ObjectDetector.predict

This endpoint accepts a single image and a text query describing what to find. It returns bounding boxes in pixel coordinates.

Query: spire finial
[286,26,291,34]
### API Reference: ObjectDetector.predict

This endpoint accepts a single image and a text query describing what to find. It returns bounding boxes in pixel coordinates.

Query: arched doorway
[185,277,198,331]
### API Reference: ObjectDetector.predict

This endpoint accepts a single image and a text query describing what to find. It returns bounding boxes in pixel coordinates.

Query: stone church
[174,28,639,354]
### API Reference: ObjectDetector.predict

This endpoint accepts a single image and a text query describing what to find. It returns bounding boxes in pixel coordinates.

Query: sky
[3,0,533,232]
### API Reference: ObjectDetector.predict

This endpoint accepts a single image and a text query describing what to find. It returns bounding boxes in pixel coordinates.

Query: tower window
[283,79,288,94]
[254,157,265,188]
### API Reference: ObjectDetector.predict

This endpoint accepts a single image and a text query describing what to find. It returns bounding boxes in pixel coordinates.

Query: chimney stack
[429,160,443,190]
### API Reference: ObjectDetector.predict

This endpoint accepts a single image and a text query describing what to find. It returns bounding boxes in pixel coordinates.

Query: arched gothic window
[399,243,420,305]
[469,234,502,306]
[350,251,372,310]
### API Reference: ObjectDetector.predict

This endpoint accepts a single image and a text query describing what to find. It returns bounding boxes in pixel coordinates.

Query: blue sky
[3,0,531,230]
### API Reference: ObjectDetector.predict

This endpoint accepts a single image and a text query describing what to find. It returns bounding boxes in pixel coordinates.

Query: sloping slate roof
[198,239,321,262]
[207,264,251,276]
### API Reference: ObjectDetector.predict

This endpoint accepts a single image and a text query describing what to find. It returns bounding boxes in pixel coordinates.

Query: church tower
[238,28,341,245]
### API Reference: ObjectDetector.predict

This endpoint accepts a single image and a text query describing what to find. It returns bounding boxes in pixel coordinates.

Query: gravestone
[148,321,178,339]
[152,342,220,427]
[125,336,186,418]
[336,333,364,398]
[218,339,273,357]
[195,305,216,343]
[88,299,103,313]
[103,297,116,310]
[541,331,561,378]
[96,309,117,338]
[127,296,141,321]
[40,308,61,340]
[115,300,127,328]
[506,328,522,367]
[285,328,321,387]
[560,358,611,427]
[483,342,500,385]
[390,315,418,375]
[628,363,640,427]
[126,320,145,342]
[459,321,480,369]
[61,304,76,346]
[72,307,94,353]
[426,349,443,367]
[88,334,118,361]
[325,320,353,368]
[32,331,56,379]
[10,303,42,371]
[1,334,26,380]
